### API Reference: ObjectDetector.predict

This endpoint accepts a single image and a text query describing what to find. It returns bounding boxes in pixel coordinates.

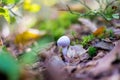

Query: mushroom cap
[57,36,70,47]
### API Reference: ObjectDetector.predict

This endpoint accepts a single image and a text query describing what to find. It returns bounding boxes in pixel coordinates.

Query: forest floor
[32,20,120,80]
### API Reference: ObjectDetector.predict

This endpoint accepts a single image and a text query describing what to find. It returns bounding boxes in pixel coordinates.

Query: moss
[88,46,97,57]
[81,35,94,46]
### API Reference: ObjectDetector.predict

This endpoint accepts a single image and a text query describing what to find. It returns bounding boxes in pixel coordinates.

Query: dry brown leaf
[67,45,87,58]
[93,51,106,60]
[93,26,105,36]
[94,41,114,51]
[64,65,76,74]
[91,40,120,75]
[113,29,120,36]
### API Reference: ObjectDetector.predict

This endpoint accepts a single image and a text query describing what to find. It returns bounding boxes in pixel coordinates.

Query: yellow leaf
[93,26,106,36]
[23,0,41,13]
[14,29,46,45]
[23,0,31,10]
[24,0,32,4]
[29,4,41,13]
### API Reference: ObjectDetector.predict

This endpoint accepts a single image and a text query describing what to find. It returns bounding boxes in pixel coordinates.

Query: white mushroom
[57,36,70,57]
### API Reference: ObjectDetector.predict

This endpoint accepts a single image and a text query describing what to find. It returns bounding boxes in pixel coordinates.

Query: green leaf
[106,17,112,21]
[0,7,10,23]
[112,13,119,19]
[0,47,20,80]
[2,0,20,4]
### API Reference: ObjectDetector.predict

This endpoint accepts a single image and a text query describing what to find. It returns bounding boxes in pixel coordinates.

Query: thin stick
[104,0,117,11]
[78,0,91,10]
[66,4,80,15]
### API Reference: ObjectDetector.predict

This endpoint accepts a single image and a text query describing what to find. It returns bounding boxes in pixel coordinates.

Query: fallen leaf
[94,41,114,51]
[64,65,76,74]
[80,53,89,61]
[91,40,120,75]
[67,45,87,58]
[86,61,97,67]
[93,51,106,60]
[14,29,46,46]
[93,26,105,36]
[113,29,120,36]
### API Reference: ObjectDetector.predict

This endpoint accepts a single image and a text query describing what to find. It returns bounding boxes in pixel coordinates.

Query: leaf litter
[5,17,119,80]
[36,18,120,80]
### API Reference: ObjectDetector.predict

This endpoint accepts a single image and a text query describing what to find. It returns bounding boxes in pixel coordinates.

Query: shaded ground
[33,24,120,80]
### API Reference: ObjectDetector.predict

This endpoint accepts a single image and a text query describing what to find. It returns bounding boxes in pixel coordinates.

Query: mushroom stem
[62,46,68,56]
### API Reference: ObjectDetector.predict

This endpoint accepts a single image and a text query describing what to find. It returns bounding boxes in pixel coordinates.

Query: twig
[9,9,22,18]
[78,0,91,10]
[96,0,102,9]
[9,3,17,9]
[66,4,80,15]
[104,0,117,11]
